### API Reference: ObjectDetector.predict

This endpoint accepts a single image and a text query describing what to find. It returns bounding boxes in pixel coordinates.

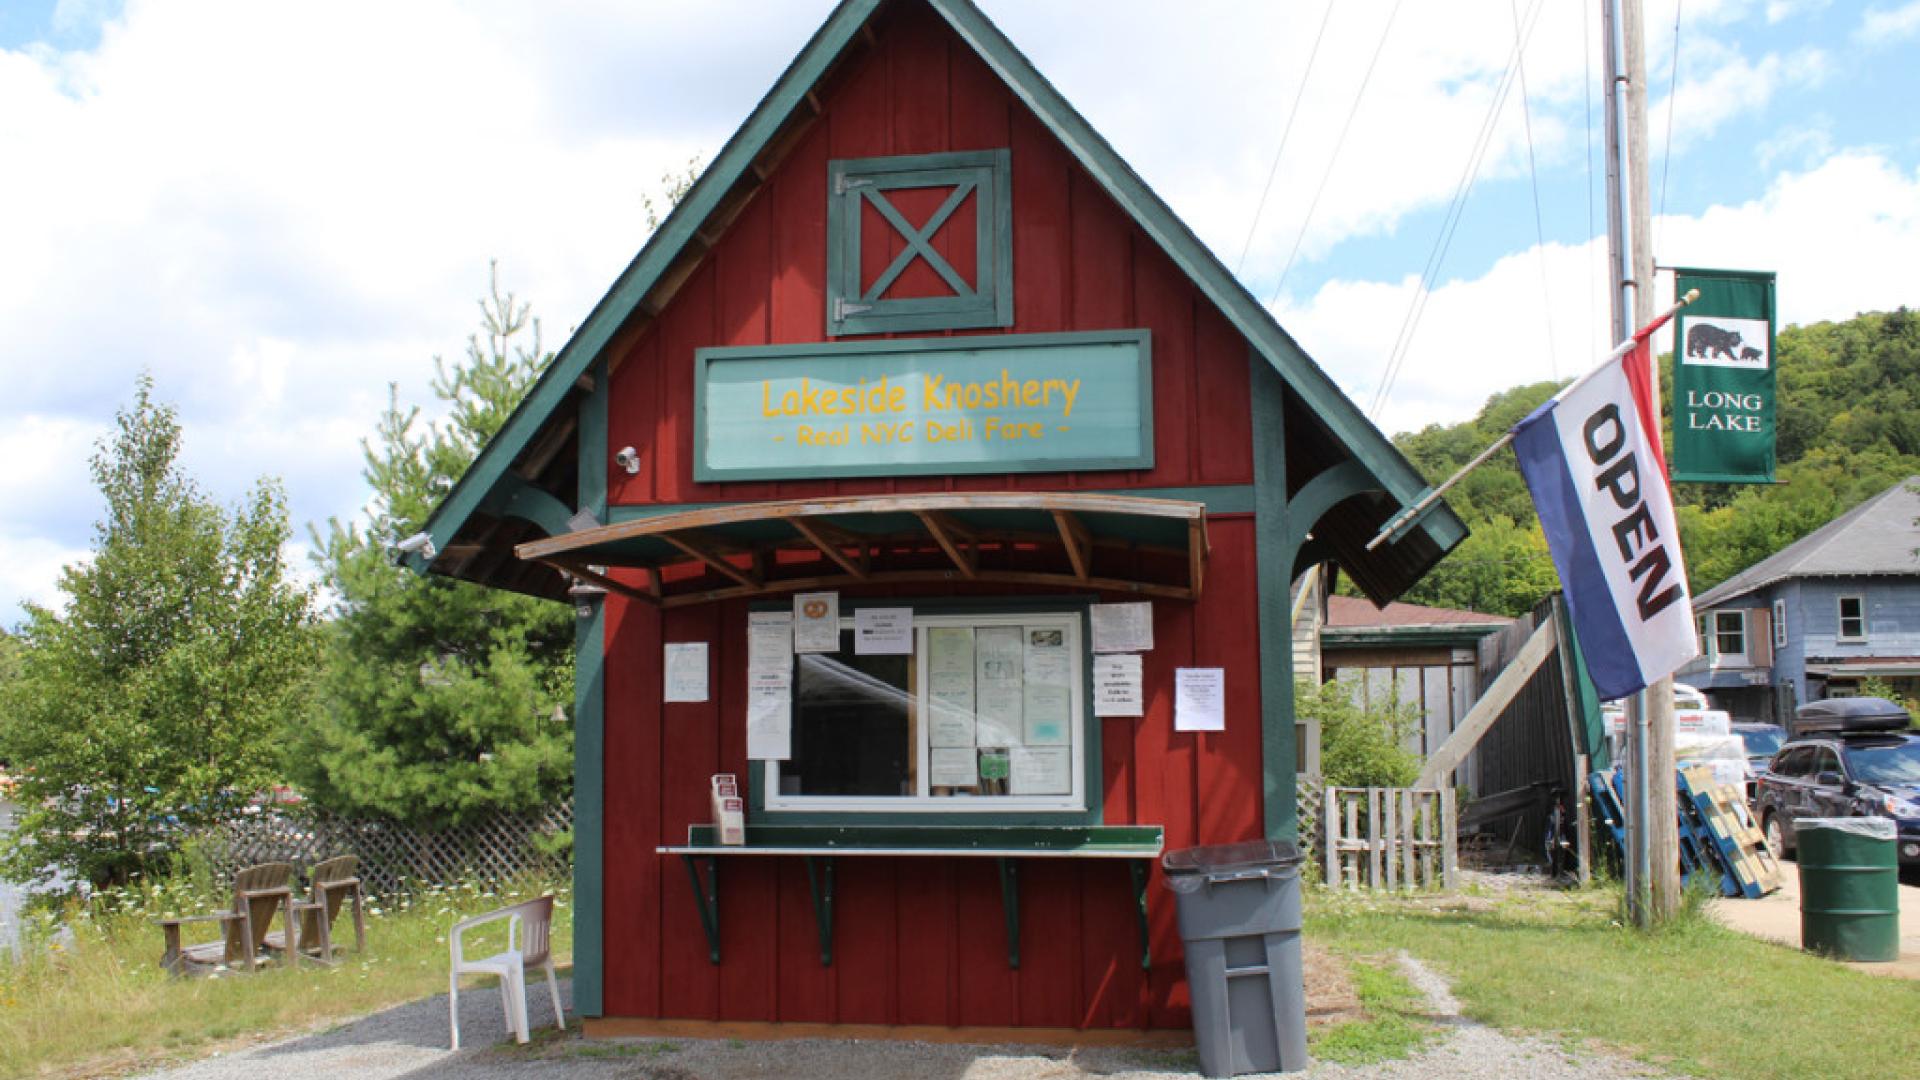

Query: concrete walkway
[1708,859,1920,979]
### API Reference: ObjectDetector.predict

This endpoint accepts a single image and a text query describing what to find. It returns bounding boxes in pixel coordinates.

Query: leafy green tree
[0,378,313,889]
[1298,679,1421,788]
[287,268,574,825]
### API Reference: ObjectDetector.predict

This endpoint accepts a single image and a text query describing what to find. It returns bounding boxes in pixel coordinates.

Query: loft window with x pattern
[826,149,1012,336]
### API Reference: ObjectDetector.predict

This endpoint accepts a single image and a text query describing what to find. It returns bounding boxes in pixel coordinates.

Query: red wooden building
[412,0,1464,1041]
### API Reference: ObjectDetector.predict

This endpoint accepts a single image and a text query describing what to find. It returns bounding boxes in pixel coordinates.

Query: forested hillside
[1385,308,1920,617]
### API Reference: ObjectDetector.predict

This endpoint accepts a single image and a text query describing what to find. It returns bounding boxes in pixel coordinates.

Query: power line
[1658,0,1683,224]
[1584,0,1598,366]
[1509,0,1558,380]
[1367,0,1547,419]
[1267,0,1408,304]
[1236,0,1338,277]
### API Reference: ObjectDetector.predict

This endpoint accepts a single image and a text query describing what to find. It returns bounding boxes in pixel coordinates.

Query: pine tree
[0,377,313,888]
[289,266,574,825]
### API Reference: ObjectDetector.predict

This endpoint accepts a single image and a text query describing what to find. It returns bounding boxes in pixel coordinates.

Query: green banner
[1671,268,1776,484]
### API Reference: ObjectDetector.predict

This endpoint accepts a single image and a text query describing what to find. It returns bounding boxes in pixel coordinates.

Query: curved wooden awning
[515,492,1208,608]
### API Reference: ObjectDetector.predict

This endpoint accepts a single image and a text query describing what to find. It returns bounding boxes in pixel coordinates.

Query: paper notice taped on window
[747,611,793,689]
[746,684,791,760]
[1009,746,1071,795]
[974,626,1023,747]
[792,591,839,653]
[927,627,976,747]
[1022,626,1071,745]
[854,606,914,655]
[929,747,979,789]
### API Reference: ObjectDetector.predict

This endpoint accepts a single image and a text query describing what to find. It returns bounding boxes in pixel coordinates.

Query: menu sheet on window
[974,626,1024,747]
[1021,627,1071,745]
[746,612,793,760]
[926,627,977,747]
[1009,746,1071,795]
[929,747,980,789]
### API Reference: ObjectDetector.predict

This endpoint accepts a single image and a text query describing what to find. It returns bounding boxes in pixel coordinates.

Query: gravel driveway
[136,958,1667,1080]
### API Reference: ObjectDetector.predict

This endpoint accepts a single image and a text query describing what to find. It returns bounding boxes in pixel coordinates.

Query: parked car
[1732,722,1787,800]
[1753,698,1920,865]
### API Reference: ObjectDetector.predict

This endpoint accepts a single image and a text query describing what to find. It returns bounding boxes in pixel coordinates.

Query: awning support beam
[1052,510,1091,581]
[663,529,761,589]
[786,516,868,579]
[916,510,977,578]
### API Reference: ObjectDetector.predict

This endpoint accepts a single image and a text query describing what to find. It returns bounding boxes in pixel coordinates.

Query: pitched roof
[409,0,1465,603]
[1694,477,1920,608]
[1326,595,1511,629]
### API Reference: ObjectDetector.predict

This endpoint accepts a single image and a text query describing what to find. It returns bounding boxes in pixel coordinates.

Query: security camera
[614,446,641,475]
[394,532,437,560]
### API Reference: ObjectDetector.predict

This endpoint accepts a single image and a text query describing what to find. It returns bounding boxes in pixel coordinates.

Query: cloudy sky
[2,0,1917,624]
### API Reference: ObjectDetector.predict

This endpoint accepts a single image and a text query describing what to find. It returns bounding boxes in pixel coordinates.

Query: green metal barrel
[1796,818,1900,963]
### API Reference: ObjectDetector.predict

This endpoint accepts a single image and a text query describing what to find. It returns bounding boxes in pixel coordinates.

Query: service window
[767,610,1086,813]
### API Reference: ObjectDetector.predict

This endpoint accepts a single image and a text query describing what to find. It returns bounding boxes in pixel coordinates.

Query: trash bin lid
[1795,816,1898,841]
[1162,839,1303,876]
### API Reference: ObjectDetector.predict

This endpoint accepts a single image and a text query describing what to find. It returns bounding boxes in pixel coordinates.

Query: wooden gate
[1322,786,1458,890]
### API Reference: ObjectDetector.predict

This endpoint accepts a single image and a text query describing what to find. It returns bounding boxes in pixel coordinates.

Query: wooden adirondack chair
[155,862,297,975]
[264,855,367,964]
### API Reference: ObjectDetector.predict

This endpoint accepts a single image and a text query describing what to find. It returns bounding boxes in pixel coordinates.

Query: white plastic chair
[448,895,564,1049]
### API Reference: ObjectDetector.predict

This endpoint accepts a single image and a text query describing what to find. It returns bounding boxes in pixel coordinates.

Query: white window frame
[763,610,1087,814]
[1696,613,1711,659]
[1772,599,1787,648]
[1837,595,1867,643]
[1713,610,1748,667]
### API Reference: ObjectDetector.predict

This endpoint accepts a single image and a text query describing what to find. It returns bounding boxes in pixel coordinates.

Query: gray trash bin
[1163,839,1308,1077]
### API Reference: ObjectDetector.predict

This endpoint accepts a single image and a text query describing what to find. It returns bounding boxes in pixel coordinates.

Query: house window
[1837,595,1866,642]
[1772,599,1787,648]
[1696,614,1710,658]
[826,149,1013,336]
[1714,610,1747,665]
[766,610,1085,813]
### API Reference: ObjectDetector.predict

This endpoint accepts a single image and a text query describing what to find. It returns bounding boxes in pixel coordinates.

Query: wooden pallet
[1679,766,1782,898]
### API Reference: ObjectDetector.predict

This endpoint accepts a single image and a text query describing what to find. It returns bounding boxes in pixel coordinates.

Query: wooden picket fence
[1322,786,1458,891]
[197,802,572,897]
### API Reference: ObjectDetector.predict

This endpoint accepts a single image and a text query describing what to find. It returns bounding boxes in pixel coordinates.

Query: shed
[412,0,1463,1041]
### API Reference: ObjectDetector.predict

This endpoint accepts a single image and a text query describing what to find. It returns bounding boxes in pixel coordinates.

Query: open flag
[1512,311,1697,701]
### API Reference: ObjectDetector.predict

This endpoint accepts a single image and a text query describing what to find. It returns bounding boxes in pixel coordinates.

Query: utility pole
[1602,0,1676,925]
[1623,0,1682,923]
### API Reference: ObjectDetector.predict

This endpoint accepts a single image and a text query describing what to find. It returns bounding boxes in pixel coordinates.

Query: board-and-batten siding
[597,4,1264,1030]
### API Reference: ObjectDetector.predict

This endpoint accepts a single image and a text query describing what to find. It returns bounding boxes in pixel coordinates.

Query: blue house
[1679,478,1920,722]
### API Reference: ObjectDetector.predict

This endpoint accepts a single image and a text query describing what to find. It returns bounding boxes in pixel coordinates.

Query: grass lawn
[1309,881,1916,1080]
[0,877,569,1079]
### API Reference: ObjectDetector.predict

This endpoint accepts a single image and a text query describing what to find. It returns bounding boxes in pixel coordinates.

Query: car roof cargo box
[1791,697,1913,737]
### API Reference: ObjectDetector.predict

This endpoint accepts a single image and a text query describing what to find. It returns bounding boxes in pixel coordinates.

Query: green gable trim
[480,476,575,539]
[921,0,1462,556]
[413,0,1460,589]
[410,0,887,572]
[828,149,1013,336]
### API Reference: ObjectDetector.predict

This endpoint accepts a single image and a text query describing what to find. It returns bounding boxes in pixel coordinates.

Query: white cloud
[1281,152,1920,436]
[0,535,91,626]
[1857,2,1920,42]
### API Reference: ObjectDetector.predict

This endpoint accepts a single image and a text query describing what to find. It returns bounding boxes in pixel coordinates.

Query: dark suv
[1753,699,1920,865]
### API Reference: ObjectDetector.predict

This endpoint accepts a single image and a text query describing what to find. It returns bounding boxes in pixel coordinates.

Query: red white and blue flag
[1512,311,1697,701]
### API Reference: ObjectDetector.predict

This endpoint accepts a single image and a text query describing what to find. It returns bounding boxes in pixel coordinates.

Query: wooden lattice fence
[198,802,572,897]
[1295,775,1324,872]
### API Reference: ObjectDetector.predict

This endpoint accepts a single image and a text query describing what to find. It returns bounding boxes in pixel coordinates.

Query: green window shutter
[827,149,1013,336]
